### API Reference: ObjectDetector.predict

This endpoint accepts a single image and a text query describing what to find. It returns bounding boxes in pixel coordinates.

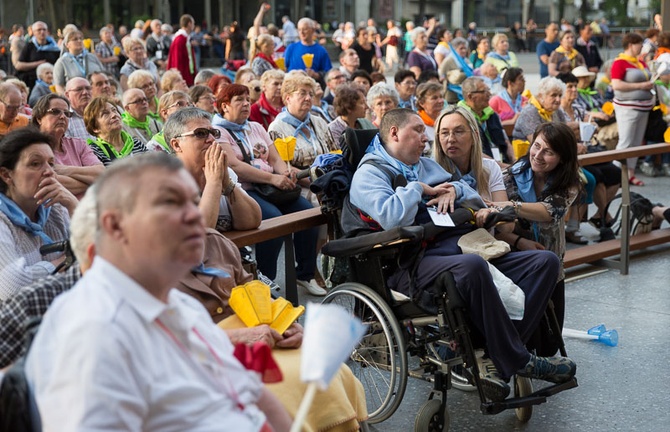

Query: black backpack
[606,192,655,236]
[0,319,42,432]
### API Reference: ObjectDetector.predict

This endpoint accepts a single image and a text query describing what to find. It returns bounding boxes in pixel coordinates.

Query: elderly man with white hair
[146,19,171,69]
[284,18,332,82]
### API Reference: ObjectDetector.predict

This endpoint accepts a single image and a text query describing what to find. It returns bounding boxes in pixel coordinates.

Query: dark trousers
[247,191,318,282]
[389,240,559,378]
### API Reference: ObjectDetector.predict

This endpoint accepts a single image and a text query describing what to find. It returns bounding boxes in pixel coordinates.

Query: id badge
[156,50,163,60]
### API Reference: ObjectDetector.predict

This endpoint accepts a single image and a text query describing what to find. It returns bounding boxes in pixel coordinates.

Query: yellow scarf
[555,46,578,61]
[418,109,435,127]
[528,95,553,121]
[617,53,649,79]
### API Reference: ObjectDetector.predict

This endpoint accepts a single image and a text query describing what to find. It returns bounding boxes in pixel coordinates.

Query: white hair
[536,76,566,97]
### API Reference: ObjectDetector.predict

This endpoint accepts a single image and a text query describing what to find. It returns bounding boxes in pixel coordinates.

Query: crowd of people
[2,6,670,430]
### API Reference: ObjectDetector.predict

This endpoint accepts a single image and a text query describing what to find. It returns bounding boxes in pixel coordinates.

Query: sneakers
[516,353,576,384]
[257,272,282,292]
[297,279,327,296]
[476,356,510,402]
[640,162,658,177]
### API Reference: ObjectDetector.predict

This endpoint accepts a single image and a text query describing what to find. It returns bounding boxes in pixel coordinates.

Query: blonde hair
[158,90,190,120]
[260,69,285,87]
[491,33,508,50]
[127,69,155,89]
[433,105,490,197]
[122,36,144,54]
[160,69,185,92]
[281,73,318,100]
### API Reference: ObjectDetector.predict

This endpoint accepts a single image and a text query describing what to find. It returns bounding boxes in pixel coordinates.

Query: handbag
[224,128,301,206]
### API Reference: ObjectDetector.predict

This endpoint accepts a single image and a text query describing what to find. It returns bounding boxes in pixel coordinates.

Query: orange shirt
[0,114,30,137]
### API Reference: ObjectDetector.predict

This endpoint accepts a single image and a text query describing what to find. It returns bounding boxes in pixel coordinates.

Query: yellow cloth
[616,53,649,79]
[555,46,578,61]
[218,316,368,432]
[528,95,554,121]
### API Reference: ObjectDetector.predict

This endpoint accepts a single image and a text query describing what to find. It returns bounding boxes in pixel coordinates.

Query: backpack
[606,191,655,236]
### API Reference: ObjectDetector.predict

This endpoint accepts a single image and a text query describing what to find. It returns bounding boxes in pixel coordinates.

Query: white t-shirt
[482,158,505,201]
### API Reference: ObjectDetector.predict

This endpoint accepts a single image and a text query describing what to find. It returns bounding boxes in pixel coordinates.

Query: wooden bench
[225,207,328,305]
[568,143,670,273]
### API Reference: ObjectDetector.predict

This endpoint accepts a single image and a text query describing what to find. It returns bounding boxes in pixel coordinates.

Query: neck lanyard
[68,53,86,76]
[155,318,245,411]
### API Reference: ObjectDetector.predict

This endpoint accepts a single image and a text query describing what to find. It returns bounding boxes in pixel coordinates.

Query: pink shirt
[55,137,103,167]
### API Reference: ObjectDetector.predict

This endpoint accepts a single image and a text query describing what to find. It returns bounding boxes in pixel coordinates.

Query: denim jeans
[247,190,318,281]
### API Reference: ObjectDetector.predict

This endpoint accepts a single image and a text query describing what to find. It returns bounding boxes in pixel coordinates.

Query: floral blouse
[503,165,578,280]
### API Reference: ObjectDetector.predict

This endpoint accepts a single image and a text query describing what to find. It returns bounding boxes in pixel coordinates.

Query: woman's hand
[204,143,226,186]
[275,323,303,349]
[516,237,545,251]
[34,175,78,215]
[474,207,498,227]
[270,173,296,190]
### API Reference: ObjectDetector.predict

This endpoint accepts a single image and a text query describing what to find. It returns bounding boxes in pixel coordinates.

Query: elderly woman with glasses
[213,84,322,295]
[120,88,163,144]
[31,94,103,197]
[0,128,77,301]
[367,82,399,128]
[268,72,337,183]
[127,69,161,120]
[166,106,261,233]
[512,77,571,141]
[189,85,217,114]
[53,30,105,95]
[119,37,159,91]
[84,96,148,166]
[415,81,445,149]
[146,90,192,152]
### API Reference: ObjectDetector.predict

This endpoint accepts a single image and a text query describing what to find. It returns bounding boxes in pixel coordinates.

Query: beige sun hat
[572,65,596,78]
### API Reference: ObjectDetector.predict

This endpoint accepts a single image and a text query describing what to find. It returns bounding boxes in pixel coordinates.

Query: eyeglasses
[166,100,193,110]
[440,128,468,139]
[68,86,92,93]
[400,80,417,87]
[140,82,156,90]
[127,97,148,105]
[69,37,83,42]
[176,127,221,140]
[470,88,491,95]
[92,79,110,87]
[46,108,73,118]
[328,74,345,81]
[0,100,21,111]
[293,89,314,99]
[130,46,144,52]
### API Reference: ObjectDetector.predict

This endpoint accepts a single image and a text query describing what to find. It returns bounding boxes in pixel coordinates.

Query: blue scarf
[398,96,416,111]
[487,52,511,64]
[510,160,541,241]
[31,35,60,52]
[451,165,478,191]
[0,193,54,245]
[366,133,420,181]
[276,109,320,155]
[191,263,230,279]
[311,101,333,123]
[35,79,50,88]
[446,44,474,101]
[212,114,253,159]
[499,89,523,114]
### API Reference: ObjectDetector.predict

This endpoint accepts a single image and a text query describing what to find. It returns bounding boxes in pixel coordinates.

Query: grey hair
[297,18,315,29]
[461,76,485,98]
[451,37,468,48]
[69,184,98,266]
[36,62,54,79]
[536,76,565,97]
[411,26,427,43]
[366,83,399,108]
[163,107,213,145]
[194,70,217,86]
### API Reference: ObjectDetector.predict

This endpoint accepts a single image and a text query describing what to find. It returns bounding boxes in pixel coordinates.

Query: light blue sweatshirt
[349,140,485,230]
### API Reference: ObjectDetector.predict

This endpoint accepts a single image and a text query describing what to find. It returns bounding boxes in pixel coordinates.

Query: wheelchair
[312,128,578,430]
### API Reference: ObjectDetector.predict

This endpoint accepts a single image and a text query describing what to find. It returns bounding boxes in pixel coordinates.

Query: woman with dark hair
[350,69,373,95]
[611,32,654,185]
[213,84,323,296]
[31,94,103,197]
[225,21,247,61]
[469,36,490,69]
[493,122,580,331]
[327,84,375,144]
[0,127,77,300]
[489,67,528,123]
[84,96,148,166]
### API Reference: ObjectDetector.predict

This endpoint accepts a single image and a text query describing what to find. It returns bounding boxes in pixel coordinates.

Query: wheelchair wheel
[413,399,449,431]
[514,376,533,422]
[322,283,408,423]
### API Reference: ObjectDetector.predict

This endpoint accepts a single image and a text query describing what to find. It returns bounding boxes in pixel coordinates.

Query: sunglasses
[46,108,73,118]
[176,127,221,140]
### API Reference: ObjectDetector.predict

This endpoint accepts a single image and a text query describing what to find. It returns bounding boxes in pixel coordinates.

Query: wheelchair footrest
[481,395,548,415]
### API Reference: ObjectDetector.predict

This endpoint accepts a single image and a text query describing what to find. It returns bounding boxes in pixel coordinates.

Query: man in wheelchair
[344,108,576,402]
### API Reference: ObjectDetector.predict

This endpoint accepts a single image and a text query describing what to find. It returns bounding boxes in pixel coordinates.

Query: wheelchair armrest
[322,226,425,257]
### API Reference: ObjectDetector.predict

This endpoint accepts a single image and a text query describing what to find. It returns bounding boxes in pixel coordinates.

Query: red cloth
[249,93,282,130]
[166,32,197,86]
[233,342,283,384]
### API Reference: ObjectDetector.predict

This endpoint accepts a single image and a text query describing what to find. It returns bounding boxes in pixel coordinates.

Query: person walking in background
[537,22,560,78]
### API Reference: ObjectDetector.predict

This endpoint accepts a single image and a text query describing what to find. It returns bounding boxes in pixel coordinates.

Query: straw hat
[571,66,596,78]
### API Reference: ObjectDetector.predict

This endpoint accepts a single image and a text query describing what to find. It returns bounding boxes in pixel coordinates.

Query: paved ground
[274,50,670,431]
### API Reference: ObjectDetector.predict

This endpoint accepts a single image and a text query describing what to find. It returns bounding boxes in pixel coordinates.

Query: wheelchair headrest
[341,127,379,168]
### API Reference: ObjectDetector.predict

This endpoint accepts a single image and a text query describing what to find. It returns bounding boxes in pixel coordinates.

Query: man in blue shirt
[536,22,559,78]
[284,18,332,85]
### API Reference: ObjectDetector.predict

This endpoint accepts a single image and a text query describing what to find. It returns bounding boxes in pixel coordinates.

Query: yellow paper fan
[602,101,614,116]
[275,57,286,71]
[229,281,273,327]
[274,136,297,162]
[512,139,530,159]
[302,53,314,68]
[270,298,305,334]
[664,128,670,143]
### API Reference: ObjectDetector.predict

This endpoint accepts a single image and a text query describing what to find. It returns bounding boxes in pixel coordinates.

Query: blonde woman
[485,33,519,72]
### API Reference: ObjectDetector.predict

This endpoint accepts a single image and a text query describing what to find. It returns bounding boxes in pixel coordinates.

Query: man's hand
[426,189,456,214]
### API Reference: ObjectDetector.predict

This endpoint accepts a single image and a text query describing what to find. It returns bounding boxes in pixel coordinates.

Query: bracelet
[512,200,523,214]
[223,180,236,196]
[513,235,523,250]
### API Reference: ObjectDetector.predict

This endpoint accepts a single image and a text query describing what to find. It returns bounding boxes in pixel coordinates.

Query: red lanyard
[155,318,245,411]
